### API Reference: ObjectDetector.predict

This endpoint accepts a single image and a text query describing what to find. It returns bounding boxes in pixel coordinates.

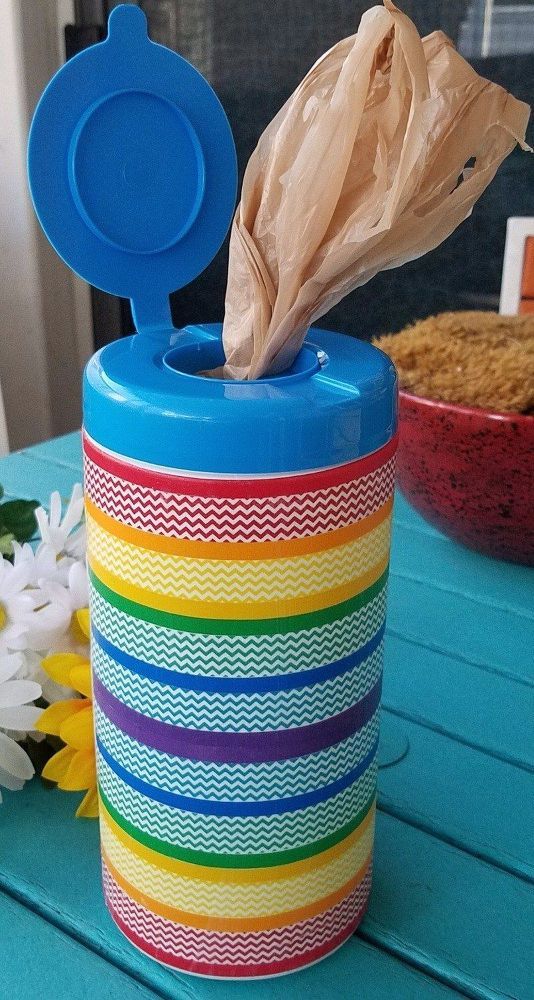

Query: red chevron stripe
[83,433,397,498]
[103,862,371,976]
[83,457,395,542]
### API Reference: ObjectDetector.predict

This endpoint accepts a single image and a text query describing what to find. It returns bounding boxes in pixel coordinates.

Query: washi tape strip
[86,493,392,559]
[102,860,372,976]
[86,513,391,601]
[84,433,396,542]
[97,736,378,818]
[88,551,389,622]
[98,783,376,869]
[97,753,377,855]
[99,808,374,916]
[90,577,387,677]
[91,641,383,730]
[94,704,380,802]
[100,798,375,886]
[90,571,388,660]
[92,672,381,762]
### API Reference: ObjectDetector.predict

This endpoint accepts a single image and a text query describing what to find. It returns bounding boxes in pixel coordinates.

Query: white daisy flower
[40,559,88,621]
[12,539,70,588]
[20,649,72,707]
[0,557,36,655]
[34,484,85,559]
[29,560,89,663]
[0,652,41,802]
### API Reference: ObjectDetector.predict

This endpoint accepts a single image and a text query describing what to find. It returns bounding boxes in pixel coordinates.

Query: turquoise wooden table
[1,432,533,1000]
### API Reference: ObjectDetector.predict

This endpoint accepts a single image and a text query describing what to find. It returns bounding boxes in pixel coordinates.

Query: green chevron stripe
[98,785,376,870]
[89,567,388,637]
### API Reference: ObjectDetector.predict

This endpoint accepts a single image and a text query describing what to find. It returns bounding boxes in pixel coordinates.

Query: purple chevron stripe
[92,674,382,764]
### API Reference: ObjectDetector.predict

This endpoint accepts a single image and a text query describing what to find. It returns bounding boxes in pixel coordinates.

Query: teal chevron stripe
[98,784,376,869]
[97,752,377,854]
[89,566,388,636]
[91,642,383,731]
[95,704,380,800]
[90,584,387,677]
[98,733,378,818]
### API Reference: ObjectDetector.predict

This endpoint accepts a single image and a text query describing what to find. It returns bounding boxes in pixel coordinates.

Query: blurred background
[1,0,533,448]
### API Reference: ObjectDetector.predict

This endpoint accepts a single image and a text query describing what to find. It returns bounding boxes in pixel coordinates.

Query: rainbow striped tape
[84,433,395,976]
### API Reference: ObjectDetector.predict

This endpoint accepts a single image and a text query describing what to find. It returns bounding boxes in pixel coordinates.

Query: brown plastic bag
[217,0,530,379]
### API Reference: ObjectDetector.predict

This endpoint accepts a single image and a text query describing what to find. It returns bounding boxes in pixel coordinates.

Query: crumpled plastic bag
[216,0,530,380]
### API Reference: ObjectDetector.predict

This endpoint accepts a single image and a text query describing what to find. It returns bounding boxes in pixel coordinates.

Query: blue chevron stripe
[96,736,378,817]
[95,703,380,801]
[91,622,385,693]
[97,754,378,853]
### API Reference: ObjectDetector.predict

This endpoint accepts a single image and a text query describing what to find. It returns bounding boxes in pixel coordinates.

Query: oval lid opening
[163,339,322,384]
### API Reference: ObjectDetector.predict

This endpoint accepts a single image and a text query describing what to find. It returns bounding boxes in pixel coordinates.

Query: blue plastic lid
[84,324,398,473]
[28,4,237,336]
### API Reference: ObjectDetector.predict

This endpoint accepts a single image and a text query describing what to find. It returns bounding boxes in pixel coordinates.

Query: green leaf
[0,532,15,556]
[0,499,39,543]
[0,484,4,501]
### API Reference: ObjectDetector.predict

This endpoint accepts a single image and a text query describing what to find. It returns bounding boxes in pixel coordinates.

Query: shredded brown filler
[374,311,534,414]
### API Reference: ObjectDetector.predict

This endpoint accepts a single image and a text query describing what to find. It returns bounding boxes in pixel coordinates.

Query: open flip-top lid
[28,3,237,336]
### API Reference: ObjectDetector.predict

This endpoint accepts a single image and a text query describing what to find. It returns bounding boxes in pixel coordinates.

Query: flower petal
[58,748,95,790]
[5,593,36,618]
[41,653,87,686]
[0,765,25,791]
[42,745,75,783]
[34,505,50,543]
[35,698,88,736]
[59,705,94,750]
[65,525,86,560]
[0,679,41,708]
[0,730,35,781]
[1,558,31,597]
[69,611,88,648]
[0,705,42,730]
[25,603,71,653]
[61,484,84,536]
[75,607,90,642]
[76,785,99,818]
[49,491,62,530]
[0,625,28,653]
[69,664,92,698]
[0,653,24,684]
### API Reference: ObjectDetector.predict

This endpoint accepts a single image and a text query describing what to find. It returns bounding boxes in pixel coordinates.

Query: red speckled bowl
[397,390,534,565]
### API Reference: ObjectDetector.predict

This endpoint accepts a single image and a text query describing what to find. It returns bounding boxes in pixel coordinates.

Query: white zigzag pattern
[95,705,379,800]
[90,586,387,676]
[87,518,390,600]
[84,455,395,542]
[92,643,382,731]
[102,864,371,966]
[100,818,374,915]
[97,754,377,853]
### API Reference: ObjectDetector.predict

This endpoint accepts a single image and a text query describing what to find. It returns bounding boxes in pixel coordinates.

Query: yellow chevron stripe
[87,516,391,602]
[88,552,390,620]
[85,495,392,560]
[99,813,375,917]
[102,851,372,932]
[99,799,374,885]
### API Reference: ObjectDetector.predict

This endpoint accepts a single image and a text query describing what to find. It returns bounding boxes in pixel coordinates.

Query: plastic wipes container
[28,4,397,979]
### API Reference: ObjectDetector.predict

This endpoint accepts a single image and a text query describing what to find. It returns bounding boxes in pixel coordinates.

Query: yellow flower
[35,608,97,818]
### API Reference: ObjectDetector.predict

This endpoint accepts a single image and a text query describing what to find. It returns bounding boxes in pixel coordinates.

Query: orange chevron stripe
[85,495,392,560]
[101,848,372,932]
